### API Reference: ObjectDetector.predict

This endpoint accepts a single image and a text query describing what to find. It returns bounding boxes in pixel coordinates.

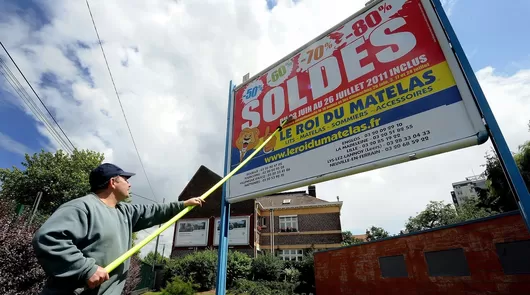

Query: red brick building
[171,165,255,257]
[314,211,530,295]
[171,166,344,259]
[255,186,344,261]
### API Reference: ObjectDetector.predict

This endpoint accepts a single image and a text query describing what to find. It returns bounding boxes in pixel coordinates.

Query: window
[282,199,291,204]
[279,216,298,232]
[379,255,408,278]
[495,240,530,274]
[279,249,303,261]
[424,248,470,277]
[261,217,267,227]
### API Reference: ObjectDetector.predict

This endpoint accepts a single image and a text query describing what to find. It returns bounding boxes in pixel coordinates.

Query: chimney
[308,185,316,197]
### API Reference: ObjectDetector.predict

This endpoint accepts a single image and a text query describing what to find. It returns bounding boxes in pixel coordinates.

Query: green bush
[171,250,218,291]
[229,279,296,295]
[293,253,315,295]
[251,253,284,281]
[282,266,300,283]
[227,250,252,288]
[161,276,195,295]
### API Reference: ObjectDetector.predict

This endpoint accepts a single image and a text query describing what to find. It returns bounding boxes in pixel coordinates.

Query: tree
[142,250,170,266]
[341,231,365,246]
[481,140,530,213]
[405,199,497,234]
[452,198,497,223]
[0,149,104,215]
[405,201,457,233]
[365,226,389,241]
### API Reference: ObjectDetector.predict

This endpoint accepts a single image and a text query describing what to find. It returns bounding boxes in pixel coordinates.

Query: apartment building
[255,185,344,261]
[171,166,344,260]
[450,175,487,206]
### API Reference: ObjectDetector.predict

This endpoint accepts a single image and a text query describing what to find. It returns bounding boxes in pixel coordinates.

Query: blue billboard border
[215,80,234,294]
[217,0,530,293]
[430,0,530,230]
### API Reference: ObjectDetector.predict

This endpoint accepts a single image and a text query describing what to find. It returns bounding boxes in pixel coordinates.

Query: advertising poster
[227,0,486,202]
[214,216,250,246]
[174,219,209,247]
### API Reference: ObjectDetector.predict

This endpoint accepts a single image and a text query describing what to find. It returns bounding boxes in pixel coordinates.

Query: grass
[143,290,216,295]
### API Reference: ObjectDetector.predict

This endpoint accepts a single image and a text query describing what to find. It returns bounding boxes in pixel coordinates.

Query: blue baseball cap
[89,163,136,191]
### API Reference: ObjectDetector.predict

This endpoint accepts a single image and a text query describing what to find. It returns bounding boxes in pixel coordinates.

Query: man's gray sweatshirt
[32,193,185,295]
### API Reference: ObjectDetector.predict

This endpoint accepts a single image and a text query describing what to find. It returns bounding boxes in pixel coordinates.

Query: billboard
[213,216,250,246]
[226,0,487,203]
[174,218,209,247]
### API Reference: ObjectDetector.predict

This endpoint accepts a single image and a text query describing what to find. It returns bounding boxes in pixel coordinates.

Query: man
[32,163,204,294]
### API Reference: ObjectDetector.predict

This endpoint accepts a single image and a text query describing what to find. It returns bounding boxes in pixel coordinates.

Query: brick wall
[314,211,530,295]
[260,212,341,233]
[260,233,341,245]
[258,212,342,247]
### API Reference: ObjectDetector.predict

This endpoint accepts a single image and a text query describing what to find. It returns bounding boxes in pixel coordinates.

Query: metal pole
[215,80,234,295]
[270,209,273,255]
[431,0,530,230]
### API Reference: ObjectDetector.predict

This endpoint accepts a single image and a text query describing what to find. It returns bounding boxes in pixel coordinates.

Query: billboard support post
[430,0,530,230]
[215,80,234,295]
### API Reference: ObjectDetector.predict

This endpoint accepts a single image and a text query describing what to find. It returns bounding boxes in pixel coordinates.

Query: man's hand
[184,197,205,207]
[87,266,109,289]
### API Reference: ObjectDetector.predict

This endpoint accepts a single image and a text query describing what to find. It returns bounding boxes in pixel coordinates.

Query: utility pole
[152,197,165,290]
[152,197,165,270]
[28,191,43,225]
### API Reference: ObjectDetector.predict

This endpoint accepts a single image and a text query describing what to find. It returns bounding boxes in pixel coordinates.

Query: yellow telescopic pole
[104,116,293,273]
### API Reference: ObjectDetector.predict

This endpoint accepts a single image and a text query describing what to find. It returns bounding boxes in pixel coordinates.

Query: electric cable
[84,0,159,202]
[0,57,74,154]
[130,192,158,203]
[0,42,76,152]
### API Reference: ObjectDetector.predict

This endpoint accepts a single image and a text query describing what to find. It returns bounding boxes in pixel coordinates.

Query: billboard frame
[173,218,210,247]
[226,0,490,203]
[216,0,530,293]
[213,215,251,246]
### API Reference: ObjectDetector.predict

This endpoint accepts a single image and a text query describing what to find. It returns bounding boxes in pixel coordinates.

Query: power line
[130,192,158,203]
[0,42,76,152]
[85,0,159,203]
[0,57,74,154]
[0,61,72,154]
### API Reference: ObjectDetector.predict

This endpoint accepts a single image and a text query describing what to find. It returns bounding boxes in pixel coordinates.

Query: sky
[0,0,529,258]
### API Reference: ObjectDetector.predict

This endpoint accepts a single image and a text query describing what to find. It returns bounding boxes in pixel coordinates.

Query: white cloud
[0,0,529,259]
[440,0,459,16]
[0,131,33,157]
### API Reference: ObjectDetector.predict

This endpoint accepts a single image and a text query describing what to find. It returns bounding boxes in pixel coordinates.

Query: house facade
[170,166,344,260]
[254,185,344,261]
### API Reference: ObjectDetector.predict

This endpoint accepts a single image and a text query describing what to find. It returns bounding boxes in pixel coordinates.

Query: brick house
[171,166,344,260]
[255,185,344,261]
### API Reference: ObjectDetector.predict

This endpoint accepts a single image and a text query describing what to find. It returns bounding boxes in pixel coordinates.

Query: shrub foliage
[0,199,46,295]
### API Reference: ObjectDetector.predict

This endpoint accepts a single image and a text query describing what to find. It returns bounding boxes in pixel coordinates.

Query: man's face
[110,175,131,201]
